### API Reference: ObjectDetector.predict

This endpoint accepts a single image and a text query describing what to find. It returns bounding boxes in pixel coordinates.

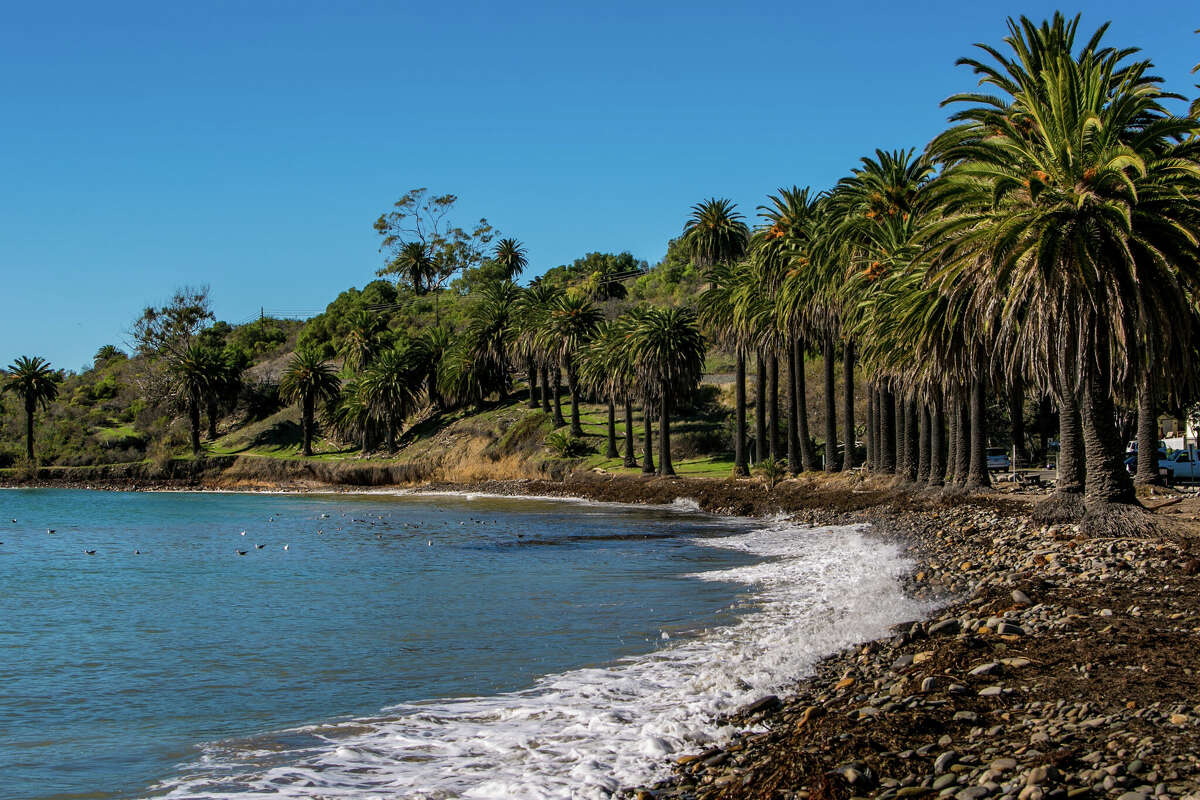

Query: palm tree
[170,343,225,456]
[932,14,1200,527]
[683,198,749,474]
[3,356,60,462]
[493,238,529,282]
[578,321,632,459]
[204,350,243,441]
[362,343,425,450]
[515,282,563,411]
[467,280,522,401]
[394,241,436,295]
[628,307,706,477]
[339,310,385,374]
[280,348,341,457]
[325,378,375,452]
[544,293,602,436]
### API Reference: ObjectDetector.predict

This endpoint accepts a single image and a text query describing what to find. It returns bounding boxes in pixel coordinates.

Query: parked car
[1124,449,1166,473]
[986,447,1010,471]
[1160,448,1200,482]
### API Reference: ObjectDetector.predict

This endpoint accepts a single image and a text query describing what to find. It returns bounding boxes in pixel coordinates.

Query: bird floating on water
[47,529,55,534]
[255,544,265,549]
[240,530,246,536]
[236,550,247,556]
[84,550,96,555]
[283,544,289,551]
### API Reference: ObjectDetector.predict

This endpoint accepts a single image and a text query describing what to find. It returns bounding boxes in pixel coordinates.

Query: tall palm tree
[3,356,60,462]
[544,293,602,436]
[579,320,634,459]
[683,198,750,474]
[280,348,341,457]
[394,241,436,295]
[339,310,385,374]
[467,280,522,401]
[493,238,528,282]
[324,378,375,452]
[932,14,1200,526]
[628,307,706,477]
[362,343,425,450]
[515,282,563,412]
[170,343,225,456]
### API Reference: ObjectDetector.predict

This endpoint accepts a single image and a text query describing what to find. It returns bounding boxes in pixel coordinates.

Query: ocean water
[0,488,928,800]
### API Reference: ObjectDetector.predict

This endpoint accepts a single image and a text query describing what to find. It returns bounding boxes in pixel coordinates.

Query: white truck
[1160,446,1200,482]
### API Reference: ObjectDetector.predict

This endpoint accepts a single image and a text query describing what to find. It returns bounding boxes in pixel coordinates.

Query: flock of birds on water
[1,509,520,557]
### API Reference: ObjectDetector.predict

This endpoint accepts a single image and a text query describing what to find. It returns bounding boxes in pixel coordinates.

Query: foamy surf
[149,520,929,799]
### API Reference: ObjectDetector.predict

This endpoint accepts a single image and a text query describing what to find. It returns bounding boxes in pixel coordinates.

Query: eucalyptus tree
[544,293,603,436]
[280,348,341,457]
[932,13,1200,526]
[493,238,529,283]
[628,306,707,477]
[3,356,60,462]
[682,198,750,474]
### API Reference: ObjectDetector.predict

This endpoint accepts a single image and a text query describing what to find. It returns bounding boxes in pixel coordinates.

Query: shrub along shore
[5,463,1199,799]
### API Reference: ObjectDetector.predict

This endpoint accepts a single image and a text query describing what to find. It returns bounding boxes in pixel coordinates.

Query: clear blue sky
[2,0,1197,370]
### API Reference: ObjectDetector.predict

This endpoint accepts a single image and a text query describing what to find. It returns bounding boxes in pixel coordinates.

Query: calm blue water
[0,489,760,800]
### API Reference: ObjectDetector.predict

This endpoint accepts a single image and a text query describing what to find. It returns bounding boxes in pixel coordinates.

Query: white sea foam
[150,520,930,799]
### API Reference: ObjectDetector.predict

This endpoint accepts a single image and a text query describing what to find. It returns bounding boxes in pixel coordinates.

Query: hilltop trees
[4,356,60,461]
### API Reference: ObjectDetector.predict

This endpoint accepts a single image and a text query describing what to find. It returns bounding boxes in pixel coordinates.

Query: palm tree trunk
[823,336,838,471]
[787,339,800,475]
[966,375,990,489]
[841,341,855,471]
[918,400,932,484]
[552,367,565,427]
[1080,322,1136,507]
[755,351,767,464]
[605,398,619,458]
[568,361,583,436]
[954,391,970,486]
[880,386,896,473]
[928,393,945,487]
[207,399,219,440]
[865,383,876,471]
[24,400,35,462]
[190,395,202,456]
[528,357,539,409]
[796,338,818,471]
[642,400,655,474]
[1135,370,1161,486]
[734,350,748,476]
[659,383,674,476]
[895,391,907,473]
[623,396,637,468]
[301,395,313,457]
[540,365,552,414]
[946,392,959,485]
[903,396,919,483]
[1009,381,1028,468]
[769,353,780,461]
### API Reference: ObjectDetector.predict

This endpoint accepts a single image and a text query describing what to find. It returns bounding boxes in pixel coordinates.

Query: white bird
[427,540,432,546]
[240,530,246,536]
[283,544,289,551]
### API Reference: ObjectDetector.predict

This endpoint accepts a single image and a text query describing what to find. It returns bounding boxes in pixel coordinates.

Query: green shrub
[545,431,594,458]
[755,456,786,489]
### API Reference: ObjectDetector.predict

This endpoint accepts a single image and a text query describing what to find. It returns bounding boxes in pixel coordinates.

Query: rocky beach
[623,491,1200,800]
